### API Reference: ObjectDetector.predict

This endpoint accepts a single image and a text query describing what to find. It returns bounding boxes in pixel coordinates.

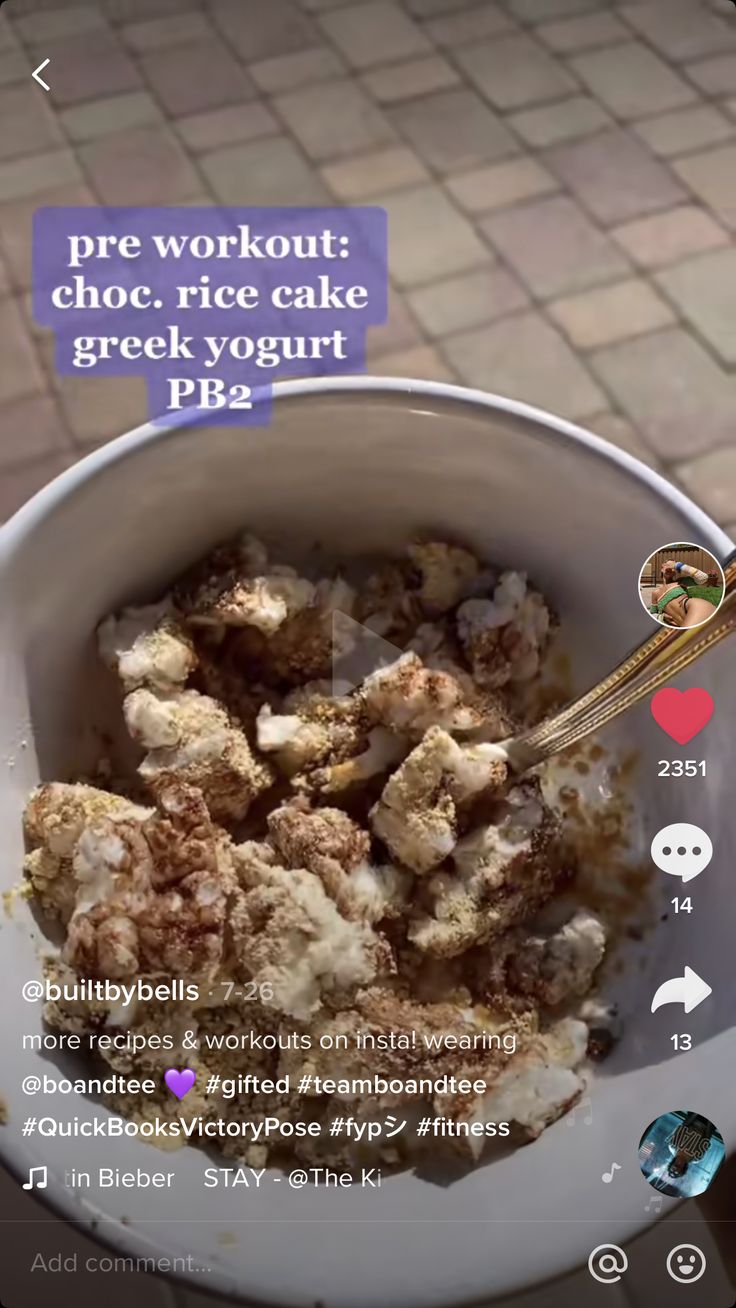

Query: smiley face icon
[651,823,713,882]
[666,1245,706,1284]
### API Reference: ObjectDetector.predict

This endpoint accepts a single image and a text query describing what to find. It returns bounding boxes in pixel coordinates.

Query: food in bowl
[23,535,619,1169]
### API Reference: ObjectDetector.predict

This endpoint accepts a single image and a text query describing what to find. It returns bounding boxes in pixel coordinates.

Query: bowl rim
[1,376,733,1306]
[1,376,733,563]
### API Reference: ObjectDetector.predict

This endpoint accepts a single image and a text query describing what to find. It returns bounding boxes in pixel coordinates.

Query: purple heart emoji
[164,1068,196,1100]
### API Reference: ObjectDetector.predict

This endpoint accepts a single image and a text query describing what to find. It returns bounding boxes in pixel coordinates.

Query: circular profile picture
[638,1110,724,1198]
[639,542,725,629]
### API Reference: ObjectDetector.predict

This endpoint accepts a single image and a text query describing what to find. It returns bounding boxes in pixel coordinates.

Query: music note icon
[644,1194,663,1214]
[602,1163,621,1184]
[22,1166,47,1191]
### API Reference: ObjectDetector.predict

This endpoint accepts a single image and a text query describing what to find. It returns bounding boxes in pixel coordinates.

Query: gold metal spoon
[503,551,736,773]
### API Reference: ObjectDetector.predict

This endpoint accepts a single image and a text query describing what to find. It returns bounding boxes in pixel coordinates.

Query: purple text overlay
[33,207,388,426]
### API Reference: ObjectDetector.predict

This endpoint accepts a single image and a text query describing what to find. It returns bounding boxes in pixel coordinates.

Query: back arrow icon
[651,966,712,1014]
[32,59,51,92]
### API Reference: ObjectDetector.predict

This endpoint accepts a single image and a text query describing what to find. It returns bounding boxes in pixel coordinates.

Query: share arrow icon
[651,966,712,1014]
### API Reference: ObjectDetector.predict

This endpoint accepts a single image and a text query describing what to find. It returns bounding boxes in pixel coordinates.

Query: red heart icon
[651,688,714,744]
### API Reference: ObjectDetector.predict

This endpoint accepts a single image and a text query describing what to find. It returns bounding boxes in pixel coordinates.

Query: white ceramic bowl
[1,378,734,1307]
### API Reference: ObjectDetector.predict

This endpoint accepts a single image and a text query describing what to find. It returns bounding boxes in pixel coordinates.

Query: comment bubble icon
[651,823,713,882]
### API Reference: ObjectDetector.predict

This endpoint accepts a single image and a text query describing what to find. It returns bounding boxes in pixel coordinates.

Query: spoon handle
[507,551,736,769]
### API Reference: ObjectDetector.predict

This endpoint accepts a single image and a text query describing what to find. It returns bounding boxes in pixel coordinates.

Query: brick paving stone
[0,150,82,205]
[79,126,201,205]
[508,97,611,147]
[388,88,517,173]
[0,454,70,524]
[102,0,201,17]
[176,194,216,209]
[590,328,736,459]
[211,0,318,62]
[443,310,605,420]
[570,43,696,120]
[175,102,278,153]
[588,411,663,469]
[0,83,63,162]
[14,4,107,41]
[547,278,675,349]
[321,145,428,199]
[0,50,31,88]
[1,0,734,513]
[52,369,150,446]
[632,105,733,159]
[654,248,736,365]
[140,39,255,117]
[544,129,686,225]
[17,299,58,351]
[362,55,459,104]
[675,446,736,528]
[0,393,72,468]
[506,0,605,18]
[33,30,142,108]
[0,184,94,290]
[61,91,161,143]
[20,294,57,346]
[273,79,395,162]
[403,0,482,14]
[376,183,488,287]
[537,12,628,53]
[455,34,575,110]
[446,157,557,214]
[0,17,18,51]
[0,296,44,405]
[368,342,455,381]
[685,54,736,97]
[420,5,514,47]
[672,145,736,229]
[249,47,344,93]
[318,2,431,69]
[121,12,213,52]
[480,195,630,299]
[363,286,422,356]
[200,137,329,205]
[407,266,528,335]
[612,206,729,269]
[619,2,736,62]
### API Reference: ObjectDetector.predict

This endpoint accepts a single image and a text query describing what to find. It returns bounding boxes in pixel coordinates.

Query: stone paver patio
[0,0,735,546]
